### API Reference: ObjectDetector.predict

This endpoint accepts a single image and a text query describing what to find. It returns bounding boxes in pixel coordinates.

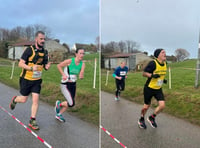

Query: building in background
[8,40,69,63]
[104,53,151,71]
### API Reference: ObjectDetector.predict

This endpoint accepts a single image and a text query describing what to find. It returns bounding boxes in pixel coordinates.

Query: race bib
[32,71,42,78]
[120,71,126,76]
[69,75,77,82]
[157,79,163,86]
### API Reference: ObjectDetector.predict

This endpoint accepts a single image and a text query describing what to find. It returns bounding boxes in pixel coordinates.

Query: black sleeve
[43,50,49,65]
[144,61,156,73]
[21,47,32,62]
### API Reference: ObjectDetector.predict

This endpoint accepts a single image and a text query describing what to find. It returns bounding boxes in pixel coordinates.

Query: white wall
[8,46,26,60]
[136,53,151,64]
[104,58,129,69]
[104,53,151,70]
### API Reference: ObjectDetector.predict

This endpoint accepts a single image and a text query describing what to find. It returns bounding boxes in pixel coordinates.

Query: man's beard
[37,42,45,48]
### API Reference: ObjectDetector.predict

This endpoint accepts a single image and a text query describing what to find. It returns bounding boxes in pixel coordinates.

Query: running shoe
[55,100,61,114]
[147,116,157,128]
[114,97,120,101]
[55,114,66,122]
[29,119,40,130]
[138,118,147,129]
[9,96,17,110]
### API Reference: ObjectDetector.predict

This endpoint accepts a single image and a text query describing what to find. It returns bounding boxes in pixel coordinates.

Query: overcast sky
[0,0,99,47]
[1,0,200,58]
[101,0,200,58]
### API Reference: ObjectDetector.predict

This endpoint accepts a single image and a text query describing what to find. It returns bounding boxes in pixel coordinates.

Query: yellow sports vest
[20,46,45,80]
[148,59,167,89]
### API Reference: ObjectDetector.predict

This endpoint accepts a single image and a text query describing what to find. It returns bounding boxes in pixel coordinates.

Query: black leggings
[115,79,125,97]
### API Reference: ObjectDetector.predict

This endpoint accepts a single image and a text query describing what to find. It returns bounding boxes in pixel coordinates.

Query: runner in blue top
[54,48,85,122]
[112,61,128,101]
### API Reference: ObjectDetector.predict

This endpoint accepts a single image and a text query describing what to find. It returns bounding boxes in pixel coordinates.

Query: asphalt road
[101,91,200,148]
[0,83,98,148]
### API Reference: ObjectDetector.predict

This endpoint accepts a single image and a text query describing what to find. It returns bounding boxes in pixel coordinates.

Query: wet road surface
[0,83,98,148]
[101,91,200,148]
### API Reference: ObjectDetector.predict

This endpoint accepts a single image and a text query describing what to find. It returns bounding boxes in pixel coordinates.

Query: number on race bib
[32,71,42,78]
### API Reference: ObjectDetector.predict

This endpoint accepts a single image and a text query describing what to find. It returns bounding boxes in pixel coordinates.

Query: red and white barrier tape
[100,125,127,148]
[0,105,53,148]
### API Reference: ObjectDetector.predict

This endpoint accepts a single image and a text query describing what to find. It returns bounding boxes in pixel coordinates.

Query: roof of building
[75,43,89,48]
[105,53,138,58]
[12,41,34,46]
[10,40,68,52]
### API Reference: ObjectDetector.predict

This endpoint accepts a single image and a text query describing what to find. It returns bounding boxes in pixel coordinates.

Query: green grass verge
[0,54,99,125]
[102,59,200,126]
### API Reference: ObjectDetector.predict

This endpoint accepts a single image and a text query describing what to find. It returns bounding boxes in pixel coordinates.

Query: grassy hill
[102,59,200,126]
[0,53,99,125]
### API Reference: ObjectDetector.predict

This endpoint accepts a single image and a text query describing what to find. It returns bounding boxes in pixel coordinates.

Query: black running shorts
[143,85,164,105]
[19,77,42,96]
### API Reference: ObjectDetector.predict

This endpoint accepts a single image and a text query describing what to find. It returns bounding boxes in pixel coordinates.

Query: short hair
[76,48,84,53]
[120,60,126,64]
[35,31,45,37]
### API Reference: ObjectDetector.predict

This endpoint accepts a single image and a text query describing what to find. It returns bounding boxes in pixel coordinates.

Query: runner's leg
[31,93,39,118]
[154,100,165,115]
[14,96,29,103]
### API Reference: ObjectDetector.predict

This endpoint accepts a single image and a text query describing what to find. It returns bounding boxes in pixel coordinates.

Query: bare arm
[44,62,51,70]
[79,62,85,79]
[57,59,72,77]
[18,59,38,71]
[125,72,128,79]
[18,59,31,70]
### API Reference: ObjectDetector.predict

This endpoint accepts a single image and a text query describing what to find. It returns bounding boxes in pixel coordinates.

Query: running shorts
[19,77,42,96]
[143,85,164,105]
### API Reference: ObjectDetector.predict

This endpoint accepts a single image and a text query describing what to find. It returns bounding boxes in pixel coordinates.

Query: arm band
[112,73,116,78]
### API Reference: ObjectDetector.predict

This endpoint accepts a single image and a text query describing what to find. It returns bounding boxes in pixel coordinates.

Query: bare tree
[0,28,3,41]
[102,40,141,53]
[104,41,118,53]
[10,27,23,41]
[118,40,126,53]
[34,24,52,39]
[0,24,53,48]
[25,25,34,41]
[126,40,140,53]
[1,29,10,41]
[0,40,8,58]
[175,48,190,62]
[101,44,106,53]
[15,26,24,39]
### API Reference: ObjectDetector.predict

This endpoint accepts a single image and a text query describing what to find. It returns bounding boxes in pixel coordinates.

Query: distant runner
[112,61,128,101]
[54,48,85,122]
[138,48,167,129]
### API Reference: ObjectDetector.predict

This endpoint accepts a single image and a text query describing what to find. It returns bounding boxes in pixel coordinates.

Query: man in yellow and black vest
[9,31,51,130]
[138,48,167,129]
